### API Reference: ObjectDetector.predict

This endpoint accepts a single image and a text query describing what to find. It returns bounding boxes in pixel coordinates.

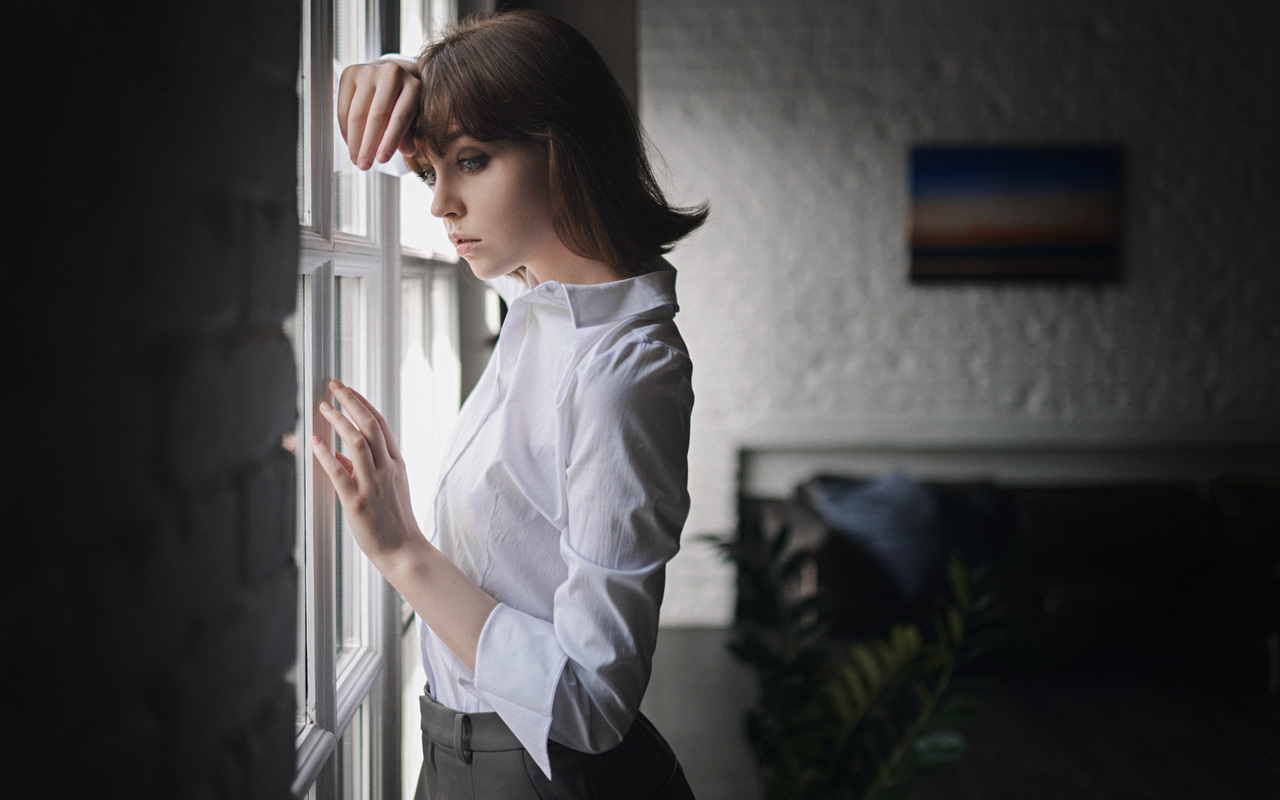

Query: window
[291,1,461,798]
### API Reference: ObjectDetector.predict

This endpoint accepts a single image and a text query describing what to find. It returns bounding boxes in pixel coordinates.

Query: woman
[312,10,707,799]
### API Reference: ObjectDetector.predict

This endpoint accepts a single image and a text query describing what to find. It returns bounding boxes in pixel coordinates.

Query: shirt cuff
[473,603,568,779]
[376,53,417,70]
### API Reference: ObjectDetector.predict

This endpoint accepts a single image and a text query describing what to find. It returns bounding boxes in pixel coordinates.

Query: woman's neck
[521,251,626,287]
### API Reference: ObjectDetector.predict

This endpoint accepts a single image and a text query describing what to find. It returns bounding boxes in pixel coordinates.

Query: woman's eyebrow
[416,133,474,167]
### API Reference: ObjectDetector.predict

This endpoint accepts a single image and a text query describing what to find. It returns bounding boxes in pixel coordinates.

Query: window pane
[400,175,457,259]
[400,0,425,56]
[428,0,456,44]
[398,273,431,519]
[335,275,369,664]
[338,699,373,800]
[397,0,459,258]
[334,0,367,78]
[400,0,456,54]
[335,0,370,236]
[399,270,461,521]
[430,270,462,432]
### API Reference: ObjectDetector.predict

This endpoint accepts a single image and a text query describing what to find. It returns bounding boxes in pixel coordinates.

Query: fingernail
[358,156,372,170]
[332,379,345,389]
[319,401,332,412]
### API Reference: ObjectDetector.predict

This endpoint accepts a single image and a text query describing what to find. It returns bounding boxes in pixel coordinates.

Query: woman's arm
[310,380,496,670]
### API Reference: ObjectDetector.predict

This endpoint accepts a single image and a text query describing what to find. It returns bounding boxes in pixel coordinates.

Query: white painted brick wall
[639,0,1280,625]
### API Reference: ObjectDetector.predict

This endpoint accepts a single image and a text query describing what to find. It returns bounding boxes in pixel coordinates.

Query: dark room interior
[6,1,1278,798]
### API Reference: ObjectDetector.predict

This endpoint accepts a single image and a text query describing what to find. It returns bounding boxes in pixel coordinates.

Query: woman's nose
[429,177,461,219]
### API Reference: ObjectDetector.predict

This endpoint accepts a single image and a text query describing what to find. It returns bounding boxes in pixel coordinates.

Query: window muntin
[335,0,372,237]
[287,276,316,733]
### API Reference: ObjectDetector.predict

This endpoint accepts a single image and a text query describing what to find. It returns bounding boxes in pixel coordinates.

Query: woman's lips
[454,238,479,256]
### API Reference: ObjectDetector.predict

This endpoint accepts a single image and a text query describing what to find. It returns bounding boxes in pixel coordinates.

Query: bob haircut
[413,10,707,275]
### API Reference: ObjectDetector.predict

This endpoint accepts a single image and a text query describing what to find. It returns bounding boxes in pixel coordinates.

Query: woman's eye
[417,169,437,188]
[459,155,488,172]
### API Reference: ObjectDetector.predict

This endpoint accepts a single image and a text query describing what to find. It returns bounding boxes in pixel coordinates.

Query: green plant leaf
[723,505,1009,800]
[947,557,971,611]
[838,660,870,706]
[851,644,884,688]
[946,605,965,644]
[910,728,968,765]
[889,623,923,657]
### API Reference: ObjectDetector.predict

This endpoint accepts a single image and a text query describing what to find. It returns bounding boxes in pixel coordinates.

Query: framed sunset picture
[909,146,1123,280]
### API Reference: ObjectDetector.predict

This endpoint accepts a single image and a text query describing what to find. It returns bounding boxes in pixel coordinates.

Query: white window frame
[292,1,464,798]
[294,0,396,777]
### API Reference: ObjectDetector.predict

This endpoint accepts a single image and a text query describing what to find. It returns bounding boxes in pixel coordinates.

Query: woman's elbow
[575,707,636,754]
[550,677,639,754]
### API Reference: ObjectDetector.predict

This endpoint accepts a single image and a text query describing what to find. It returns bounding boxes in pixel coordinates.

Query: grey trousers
[416,691,697,800]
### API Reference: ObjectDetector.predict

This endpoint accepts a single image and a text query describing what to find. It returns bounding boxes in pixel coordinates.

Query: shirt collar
[521,258,679,329]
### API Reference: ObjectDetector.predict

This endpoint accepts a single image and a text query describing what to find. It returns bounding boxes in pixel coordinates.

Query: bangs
[413,36,539,159]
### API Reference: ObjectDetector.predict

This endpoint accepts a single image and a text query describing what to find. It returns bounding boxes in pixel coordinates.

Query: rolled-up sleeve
[472,337,693,778]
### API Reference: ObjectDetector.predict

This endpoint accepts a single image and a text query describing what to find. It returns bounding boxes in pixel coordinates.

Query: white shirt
[418,262,693,778]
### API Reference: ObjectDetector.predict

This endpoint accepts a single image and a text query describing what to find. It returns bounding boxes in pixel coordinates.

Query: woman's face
[415,136,562,282]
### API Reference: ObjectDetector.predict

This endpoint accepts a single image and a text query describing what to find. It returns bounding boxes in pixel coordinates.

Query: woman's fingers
[333,381,403,462]
[337,61,422,170]
[310,385,422,566]
[336,66,356,152]
[381,81,420,161]
[340,81,377,167]
[337,66,373,164]
[355,67,399,168]
[318,398,380,475]
[311,435,356,499]
[328,380,393,457]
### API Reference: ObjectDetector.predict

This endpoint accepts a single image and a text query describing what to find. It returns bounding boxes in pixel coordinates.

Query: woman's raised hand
[337,59,422,171]
[311,380,422,566]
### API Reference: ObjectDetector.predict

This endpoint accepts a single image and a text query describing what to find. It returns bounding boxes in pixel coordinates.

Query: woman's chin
[467,259,523,282]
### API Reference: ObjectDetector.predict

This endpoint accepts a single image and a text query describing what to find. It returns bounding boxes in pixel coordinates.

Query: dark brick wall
[4,2,300,797]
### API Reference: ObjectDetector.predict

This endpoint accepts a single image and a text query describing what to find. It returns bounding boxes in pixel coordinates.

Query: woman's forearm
[377,535,498,672]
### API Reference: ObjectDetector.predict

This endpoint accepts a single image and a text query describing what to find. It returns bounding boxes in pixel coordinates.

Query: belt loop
[453,712,472,764]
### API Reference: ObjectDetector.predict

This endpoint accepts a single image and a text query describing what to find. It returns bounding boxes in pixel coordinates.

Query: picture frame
[909,146,1123,281]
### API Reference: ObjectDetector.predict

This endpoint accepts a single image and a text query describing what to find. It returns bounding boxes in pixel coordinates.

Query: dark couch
[738,471,1280,683]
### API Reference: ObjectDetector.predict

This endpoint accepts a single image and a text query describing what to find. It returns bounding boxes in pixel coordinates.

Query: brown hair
[414,10,707,276]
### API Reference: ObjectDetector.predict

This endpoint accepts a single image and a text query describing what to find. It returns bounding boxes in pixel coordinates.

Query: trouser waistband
[419,690,523,763]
